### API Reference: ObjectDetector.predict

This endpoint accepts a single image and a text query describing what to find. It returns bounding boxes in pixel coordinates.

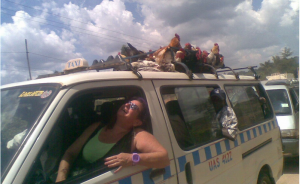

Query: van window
[24,86,151,184]
[289,88,299,110]
[225,85,272,130]
[1,84,60,176]
[266,89,292,115]
[161,86,221,150]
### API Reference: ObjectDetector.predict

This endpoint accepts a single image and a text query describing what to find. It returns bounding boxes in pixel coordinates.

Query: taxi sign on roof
[64,58,89,72]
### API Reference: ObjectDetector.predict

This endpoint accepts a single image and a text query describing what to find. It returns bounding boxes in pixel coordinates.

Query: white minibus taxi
[262,79,299,157]
[1,60,283,184]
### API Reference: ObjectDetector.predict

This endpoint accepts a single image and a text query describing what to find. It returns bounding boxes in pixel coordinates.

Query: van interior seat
[100,102,114,124]
[165,100,193,148]
[99,100,125,124]
[165,100,185,120]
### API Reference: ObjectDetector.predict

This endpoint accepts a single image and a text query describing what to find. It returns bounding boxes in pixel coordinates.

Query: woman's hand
[104,153,132,173]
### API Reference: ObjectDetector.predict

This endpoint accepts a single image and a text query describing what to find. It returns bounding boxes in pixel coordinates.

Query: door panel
[13,80,177,184]
[152,80,244,184]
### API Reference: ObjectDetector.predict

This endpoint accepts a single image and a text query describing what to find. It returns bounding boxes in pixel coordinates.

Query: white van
[262,79,299,157]
[1,61,283,184]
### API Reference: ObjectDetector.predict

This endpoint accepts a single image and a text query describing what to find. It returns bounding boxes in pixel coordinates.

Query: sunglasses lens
[129,102,139,110]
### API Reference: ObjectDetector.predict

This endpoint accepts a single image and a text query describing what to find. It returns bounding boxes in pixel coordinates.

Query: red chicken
[195,47,202,61]
[175,48,186,62]
[211,43,220,55]
[184,43,192,50]
[169,33,181,48]
[153,33,182,65]
[202,50,208,63]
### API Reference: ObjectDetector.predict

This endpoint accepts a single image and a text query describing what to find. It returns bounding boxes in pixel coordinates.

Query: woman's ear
[133,119,143,127]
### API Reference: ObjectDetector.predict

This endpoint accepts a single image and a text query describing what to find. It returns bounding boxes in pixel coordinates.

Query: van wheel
[257,173,271,184]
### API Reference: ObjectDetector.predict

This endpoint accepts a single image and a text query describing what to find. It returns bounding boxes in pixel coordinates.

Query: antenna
[25,39,32,80]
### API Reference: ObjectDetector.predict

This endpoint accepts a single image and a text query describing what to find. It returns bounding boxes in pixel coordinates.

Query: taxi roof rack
[216,66,259,80]
[37,49,259,80]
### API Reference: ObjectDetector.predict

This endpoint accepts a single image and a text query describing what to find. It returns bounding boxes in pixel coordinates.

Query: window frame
[160,84,223,150]
[23,84,152,184]
[1,83,61,179]
[224,83,274,130]
[289,87,299,111]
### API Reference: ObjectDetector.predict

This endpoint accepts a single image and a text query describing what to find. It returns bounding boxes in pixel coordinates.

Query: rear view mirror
[96,105,101,112]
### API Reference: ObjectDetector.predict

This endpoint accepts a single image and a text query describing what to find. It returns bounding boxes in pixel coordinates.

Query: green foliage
[256,47,299,80]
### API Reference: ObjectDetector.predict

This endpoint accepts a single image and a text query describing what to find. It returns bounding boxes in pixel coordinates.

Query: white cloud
[1,0,298,85]
[1,10,80,85]
[280,0,299,26]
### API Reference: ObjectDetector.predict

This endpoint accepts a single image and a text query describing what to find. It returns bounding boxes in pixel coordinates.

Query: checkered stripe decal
[111,121,277,184]
[177,121,277,172]
[110,159,177,184]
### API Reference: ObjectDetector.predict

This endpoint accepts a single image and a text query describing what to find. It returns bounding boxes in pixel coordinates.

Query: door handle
[149,168,166,180]
[185,162,193,184]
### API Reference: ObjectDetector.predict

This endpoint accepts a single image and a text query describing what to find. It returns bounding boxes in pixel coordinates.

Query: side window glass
[225,85,272,130]
[289,89,298,110]
[161,86,220,150]
[266,89,292,115]
[24,86,151,184]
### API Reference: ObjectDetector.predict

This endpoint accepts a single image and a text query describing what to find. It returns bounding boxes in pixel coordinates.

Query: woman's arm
[56,123,101,182]
[104,129,170,173]
[133,129,170,168]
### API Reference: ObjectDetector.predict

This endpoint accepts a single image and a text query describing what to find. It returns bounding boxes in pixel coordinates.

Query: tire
[257,173,272,184]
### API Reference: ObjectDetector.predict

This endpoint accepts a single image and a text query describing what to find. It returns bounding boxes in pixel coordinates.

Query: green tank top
[82,128,116,163]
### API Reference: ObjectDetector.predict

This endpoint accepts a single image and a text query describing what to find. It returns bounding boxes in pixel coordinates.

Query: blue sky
[1,0,299,85]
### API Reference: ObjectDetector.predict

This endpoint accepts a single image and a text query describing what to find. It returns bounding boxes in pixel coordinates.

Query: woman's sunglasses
[128,101,140,111]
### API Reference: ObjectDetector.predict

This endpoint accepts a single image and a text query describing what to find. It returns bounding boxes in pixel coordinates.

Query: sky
[0,0,299,85]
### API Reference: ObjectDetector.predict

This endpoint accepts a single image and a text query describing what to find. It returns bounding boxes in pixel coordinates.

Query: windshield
[1,84,60,174]
[266,89,292,115]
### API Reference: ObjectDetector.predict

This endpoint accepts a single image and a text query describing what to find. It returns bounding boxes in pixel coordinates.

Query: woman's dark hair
[130,96,150,123]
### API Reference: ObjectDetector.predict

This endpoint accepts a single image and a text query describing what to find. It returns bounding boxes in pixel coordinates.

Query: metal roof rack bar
[173,61,194,80]
[217,66,240,80]
[200,64,219,79]
[217,66,258,80]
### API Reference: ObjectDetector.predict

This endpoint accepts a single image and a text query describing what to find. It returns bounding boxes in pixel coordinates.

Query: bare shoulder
[83,122,102,135]
[133,128,166,153]
[134,128,153,137]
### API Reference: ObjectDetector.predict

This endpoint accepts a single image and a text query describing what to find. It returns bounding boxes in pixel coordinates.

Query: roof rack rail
[201,64,219,79]
[217,66,259,80]
[217,66,240,80]
[173,61,194,79]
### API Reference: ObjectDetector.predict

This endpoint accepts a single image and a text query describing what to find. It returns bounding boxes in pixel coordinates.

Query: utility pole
[25,39,32,80]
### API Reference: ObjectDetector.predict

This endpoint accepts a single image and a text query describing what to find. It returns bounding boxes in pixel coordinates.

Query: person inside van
[210,88,239,141]
[56,97,170,182]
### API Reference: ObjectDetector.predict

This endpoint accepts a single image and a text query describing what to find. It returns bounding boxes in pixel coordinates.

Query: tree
[256,47,299,80]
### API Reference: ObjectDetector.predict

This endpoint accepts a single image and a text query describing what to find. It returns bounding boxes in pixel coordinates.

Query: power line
[1,65,46,71]
[1,11,151,50]
[3,0,157,44]
[1,8,147,46]
[30,52,67,61]
[1,52,26,54]
[1,51,67,61]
